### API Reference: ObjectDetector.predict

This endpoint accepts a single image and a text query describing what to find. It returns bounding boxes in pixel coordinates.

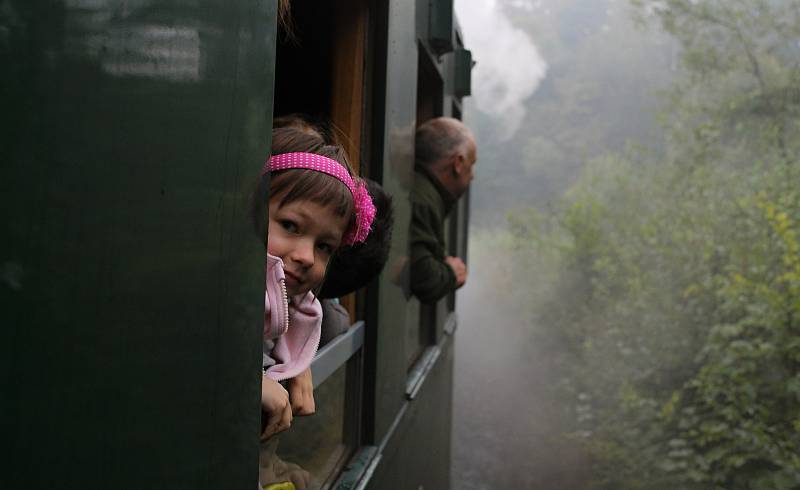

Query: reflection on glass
[262,365,349,489]
[101,25,201,81]
[64,1,203,82]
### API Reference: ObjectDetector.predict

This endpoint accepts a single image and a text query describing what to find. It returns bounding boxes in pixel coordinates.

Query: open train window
[407,44,444,369]
[267,0,370,487]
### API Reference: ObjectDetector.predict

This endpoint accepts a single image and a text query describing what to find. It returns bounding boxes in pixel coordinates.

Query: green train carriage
[1,0,473,488]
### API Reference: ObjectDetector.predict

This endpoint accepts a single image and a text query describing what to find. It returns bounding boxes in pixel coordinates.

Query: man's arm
[410,245,457,303]
[409,203,457,303]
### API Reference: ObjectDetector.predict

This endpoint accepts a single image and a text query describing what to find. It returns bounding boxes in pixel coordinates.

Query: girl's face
[268,198,349,296]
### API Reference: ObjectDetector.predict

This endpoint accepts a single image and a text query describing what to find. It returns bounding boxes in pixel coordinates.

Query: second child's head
[259,128,374,296]
[318,179,394,299]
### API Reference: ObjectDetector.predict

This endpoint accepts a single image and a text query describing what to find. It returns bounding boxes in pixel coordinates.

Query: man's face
[453,137,477,198]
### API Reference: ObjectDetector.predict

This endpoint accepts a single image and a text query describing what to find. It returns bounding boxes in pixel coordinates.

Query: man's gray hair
[415,117,472,168]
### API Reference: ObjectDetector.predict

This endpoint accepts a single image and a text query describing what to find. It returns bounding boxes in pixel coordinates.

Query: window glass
[263,365,350,489]
[406,301,427,367]
[407,46,446,368]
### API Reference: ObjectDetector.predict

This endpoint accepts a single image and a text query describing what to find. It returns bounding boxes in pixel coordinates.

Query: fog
[452,0,800,488]
[452,233,591,488]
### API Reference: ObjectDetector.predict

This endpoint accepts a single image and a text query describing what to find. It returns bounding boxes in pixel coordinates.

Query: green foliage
[493,0,800,487]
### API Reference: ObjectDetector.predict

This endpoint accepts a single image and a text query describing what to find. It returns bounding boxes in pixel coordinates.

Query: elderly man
[410,117,477,303]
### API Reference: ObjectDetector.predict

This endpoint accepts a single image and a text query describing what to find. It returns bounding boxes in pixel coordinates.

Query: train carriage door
[2,1,278,488]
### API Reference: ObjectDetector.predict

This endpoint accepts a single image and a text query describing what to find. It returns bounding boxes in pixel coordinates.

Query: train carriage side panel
[1,1,277,487]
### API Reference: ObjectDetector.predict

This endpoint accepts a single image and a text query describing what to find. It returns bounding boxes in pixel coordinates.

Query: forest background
[453,0,800,488]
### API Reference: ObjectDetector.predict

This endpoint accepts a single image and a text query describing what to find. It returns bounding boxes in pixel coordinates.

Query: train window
[407,44,445,369]
[264,320,364,488]
[272,365,348,488]
[267,0,370,487]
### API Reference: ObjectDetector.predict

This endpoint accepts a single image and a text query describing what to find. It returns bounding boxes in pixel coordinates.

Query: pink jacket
[263,253,322,381]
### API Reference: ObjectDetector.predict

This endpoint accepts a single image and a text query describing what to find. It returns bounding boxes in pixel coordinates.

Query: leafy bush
[501,1,800,487]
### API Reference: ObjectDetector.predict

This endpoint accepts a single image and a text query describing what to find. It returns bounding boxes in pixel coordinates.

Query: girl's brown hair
[252,128,356,243]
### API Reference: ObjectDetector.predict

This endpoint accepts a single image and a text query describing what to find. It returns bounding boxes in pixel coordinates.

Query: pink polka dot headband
[265,152,377,245]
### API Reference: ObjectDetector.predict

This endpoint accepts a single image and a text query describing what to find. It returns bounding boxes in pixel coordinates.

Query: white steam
[455,0,547,139]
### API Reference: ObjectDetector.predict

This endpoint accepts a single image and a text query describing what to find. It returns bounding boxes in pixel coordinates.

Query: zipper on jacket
[268,293,323,383]
[280,278,289,335]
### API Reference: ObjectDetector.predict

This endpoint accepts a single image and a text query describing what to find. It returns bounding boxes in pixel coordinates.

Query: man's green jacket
[409,165,457,303]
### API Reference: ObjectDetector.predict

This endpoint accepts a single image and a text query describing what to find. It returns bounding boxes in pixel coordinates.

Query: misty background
[451,0,800,489]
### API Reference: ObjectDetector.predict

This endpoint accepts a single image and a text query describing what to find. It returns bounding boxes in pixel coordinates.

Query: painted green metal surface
[366,330,455,490]
[370,0,419,445]
[1,1,276,487]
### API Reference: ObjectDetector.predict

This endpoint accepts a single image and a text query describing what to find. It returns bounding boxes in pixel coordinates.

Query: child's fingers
[261,404,290,440]
[290,390,315,416]
[261,412,280,440]
[261,404,293,440]
[287,371,315,416]
[302,391,315,415]
[300,395,315,415]
[276,403,293,432]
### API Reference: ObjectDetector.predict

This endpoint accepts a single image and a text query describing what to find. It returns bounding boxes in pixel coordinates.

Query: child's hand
[261,376,293,440]
[287,368,315,416]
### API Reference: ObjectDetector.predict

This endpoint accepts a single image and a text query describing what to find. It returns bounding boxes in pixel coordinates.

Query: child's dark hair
[318,179,394,298]
[272,113,336,143]
[252,128,356,241]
